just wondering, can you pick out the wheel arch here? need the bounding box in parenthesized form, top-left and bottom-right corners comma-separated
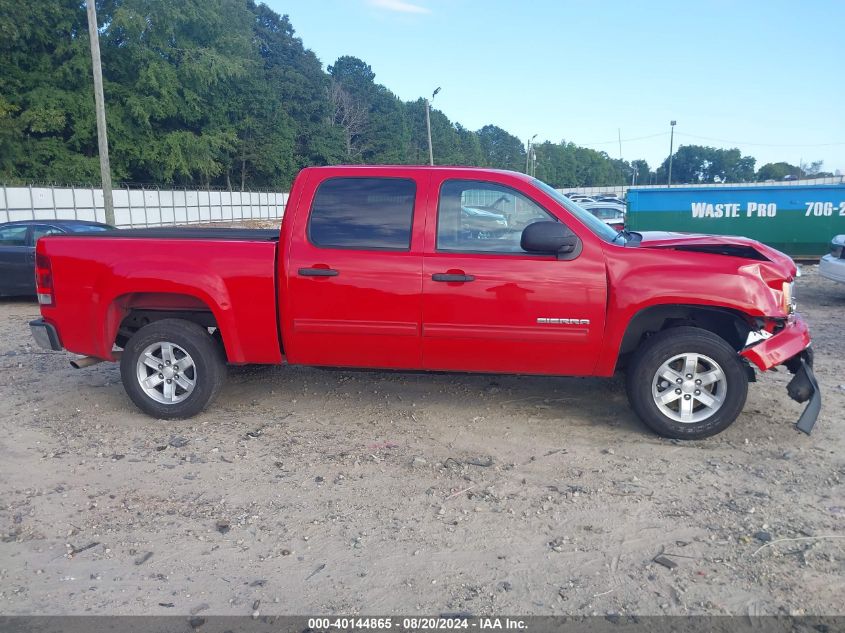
(105, 292, 231, 361)
(617, 304, 752, 369)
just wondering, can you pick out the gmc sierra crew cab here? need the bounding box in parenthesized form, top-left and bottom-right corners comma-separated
(29, 166, 821, 439)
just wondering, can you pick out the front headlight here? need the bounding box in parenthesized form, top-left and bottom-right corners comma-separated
(782, 281, 795, 314)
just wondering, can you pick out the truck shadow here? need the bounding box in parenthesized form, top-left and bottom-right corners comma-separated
(224, 363, 647, 437)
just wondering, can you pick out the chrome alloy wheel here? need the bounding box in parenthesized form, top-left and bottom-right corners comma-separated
(135, 341, 197, 404)
(651, 353, 726, 423)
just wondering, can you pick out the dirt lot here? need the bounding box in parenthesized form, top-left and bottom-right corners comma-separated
(0, 265, 843, 617)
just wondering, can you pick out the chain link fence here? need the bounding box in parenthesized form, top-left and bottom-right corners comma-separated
(0, 184, 288, 227)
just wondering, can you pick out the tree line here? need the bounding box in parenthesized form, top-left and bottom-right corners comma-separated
(0, 0, 833, 190)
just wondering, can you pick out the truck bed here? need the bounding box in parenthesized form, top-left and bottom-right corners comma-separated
(37, 230, 283, 364)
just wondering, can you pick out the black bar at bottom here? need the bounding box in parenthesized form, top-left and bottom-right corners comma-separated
(1, 615, 844, 633)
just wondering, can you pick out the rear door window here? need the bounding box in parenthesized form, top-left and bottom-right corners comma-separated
(308, 177, 416, 250)
(0, 225, 28, 246)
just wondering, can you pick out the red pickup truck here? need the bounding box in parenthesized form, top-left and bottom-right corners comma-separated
(29, 166, 820, 439)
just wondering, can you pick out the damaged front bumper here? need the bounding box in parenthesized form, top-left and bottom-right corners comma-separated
(784, 350, 821, 434)
(740, 315, 821, 434)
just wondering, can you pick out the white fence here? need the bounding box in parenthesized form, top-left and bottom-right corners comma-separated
(5, 176, 841, 225)
(0, 185, 288, 227)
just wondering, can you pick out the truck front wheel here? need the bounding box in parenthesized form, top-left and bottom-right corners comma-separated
(120, 319, 226, 419)
(626, 326, 748, 439)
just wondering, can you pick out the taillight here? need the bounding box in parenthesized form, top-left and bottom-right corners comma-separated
(35, 252, 54, 306)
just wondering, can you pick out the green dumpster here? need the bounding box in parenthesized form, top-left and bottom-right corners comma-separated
(626, 184, 845, 257)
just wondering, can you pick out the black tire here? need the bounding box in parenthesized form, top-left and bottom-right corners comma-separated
(626, 326, 748, 440)
(120, 319, 226, 419)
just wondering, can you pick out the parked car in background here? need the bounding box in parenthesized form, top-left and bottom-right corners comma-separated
(596, 195, 626, 205)
(565, 193, 597, 204)
(820, 235, 845, 284)
(581, 202, 626, 231)
(460, 205, 508, 238)
(0, 220, 114, 297)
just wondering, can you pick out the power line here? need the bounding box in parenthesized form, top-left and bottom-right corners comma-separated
(568, 131, 844, 149)
(575, 132, 668, 146)
(675, 132, 845, 148)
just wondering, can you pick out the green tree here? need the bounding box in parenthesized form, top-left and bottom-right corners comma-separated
(454, 123, 483, 166)
(404, 102, 484, 167)
(363, 86, 409, 164)
(799, 160, 833, 178)
(425, 108, 464, 166)
(478, 125, 525, 172)
(248, 3, 343, 183)
(657, 145, 756, 184)
(327, 56, 376, 96)
(0, 0, 99, 183)
(102, 0, 263, 185)
(328, 55, 409, 164)
(757, 161, 803, 181)
(533, 141, 577, 186)
(403, 98, 430, 164)
(328, 80, 367, 159)
(631, 159, 651, 185)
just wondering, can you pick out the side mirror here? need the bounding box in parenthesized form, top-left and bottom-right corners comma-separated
(520, 221, 581, 259)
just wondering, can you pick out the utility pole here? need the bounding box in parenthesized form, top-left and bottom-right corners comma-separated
(526, 134, 537, 174)
(425, 87, 440, 166)
(667, 120, 676, 188)
(86, 0, 114, 225)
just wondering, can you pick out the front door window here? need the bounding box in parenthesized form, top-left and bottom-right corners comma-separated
(436, 180, 561, 254)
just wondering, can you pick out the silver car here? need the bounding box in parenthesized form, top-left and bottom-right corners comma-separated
(579, 202, 626, 230)
(820, 235, 845, 284)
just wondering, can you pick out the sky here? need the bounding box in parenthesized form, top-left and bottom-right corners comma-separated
(265, 0, 845, 174)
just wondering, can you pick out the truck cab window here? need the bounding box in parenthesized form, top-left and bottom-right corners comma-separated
(308, 177, 415, 250)
(437, 180, 560, 253)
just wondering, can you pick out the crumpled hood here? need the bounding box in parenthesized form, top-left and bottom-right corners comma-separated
(637, 231, 797, 280)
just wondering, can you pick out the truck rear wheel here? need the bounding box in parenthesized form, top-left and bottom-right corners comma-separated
(626, 326, 748, 439)
(120, 319, 226, 419)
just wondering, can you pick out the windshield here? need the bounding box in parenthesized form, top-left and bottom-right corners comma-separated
(532, 179, 623, 243)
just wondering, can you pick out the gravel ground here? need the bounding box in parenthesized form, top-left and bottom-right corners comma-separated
(0, 265, 842, 617)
